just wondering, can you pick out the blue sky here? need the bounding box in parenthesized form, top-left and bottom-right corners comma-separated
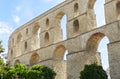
(0, 0, 109, 70)
(0, 0, 65, 52)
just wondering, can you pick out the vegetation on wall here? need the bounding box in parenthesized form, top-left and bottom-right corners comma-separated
(80, 63, 108, 79)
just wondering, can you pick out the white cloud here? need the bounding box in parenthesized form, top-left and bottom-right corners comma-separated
(0, 21, 13, 35)
(16, 6, 21, 12)
(12, 6, 21, 25)
(13, 15, 20, 24)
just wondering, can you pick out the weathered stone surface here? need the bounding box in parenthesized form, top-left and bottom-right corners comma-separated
(8, 0, 120, 79)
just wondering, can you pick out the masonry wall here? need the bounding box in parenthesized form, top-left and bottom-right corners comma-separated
(8, 0, 120, 79)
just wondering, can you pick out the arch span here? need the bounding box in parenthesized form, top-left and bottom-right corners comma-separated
(55, 12, 67, 40)
(56, 12, 66, 20)
(53, 45, 66, 60)
(86, 32, 110, 71)
(86, 32, 106, 51)
(53, 45, 67, 79)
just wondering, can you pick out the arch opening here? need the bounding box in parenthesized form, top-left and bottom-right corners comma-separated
(17, 33, 22, 42)
(74, 3, 79, 12)
(53, 45, 67, 60)
(46, 18, 49, 27)
(45, 32, 49, 42)
(86, 32, 110, 78)
(56, 12, 67, 40)
(74, 3, 79, 16)
(30, 53, 40, 66)
(14, 60, 20, 65)
(53, 45, 68, 79)
(94, 0, 105, 26)
(116, 1, 120, 20)
(33, 23, 40, 34)
(33, 23, 41, 48)
(25, 41, 27, 50)
(73, 19, 79, 34)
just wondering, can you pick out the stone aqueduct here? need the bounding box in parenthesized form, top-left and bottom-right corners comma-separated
(8, 0, 120, 79)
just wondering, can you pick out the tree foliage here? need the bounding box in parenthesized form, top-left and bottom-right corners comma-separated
(0, 41, 5, 53)
(1, 64, 56, 79)
(0, 58, 8, 79)
(80, 63, 108, 79)
(27, 65, 56, 79)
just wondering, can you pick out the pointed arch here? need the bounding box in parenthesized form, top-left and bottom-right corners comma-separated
(30, 53, 40, 65)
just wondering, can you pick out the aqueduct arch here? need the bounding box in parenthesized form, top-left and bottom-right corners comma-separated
(55, 12, 67, 41)
(31, 23, 40, 49)
(53, 45, 67, 60)
(53, 45, 67, 79)
(8, 0, 120, 79)
(86, 32, 110, 66)
(86, 32, 106, 51)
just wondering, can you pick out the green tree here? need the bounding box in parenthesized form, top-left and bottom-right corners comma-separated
(0, 58, 8, 79)
(80, 63, 108, 79)
(27, 65, 56, 79)
(0, 41, 5, 53)
(4, 66, 16, 79)
(3, 64, 27, 79)
(0, 58, 5, 66)
(14, 64, 27, 78)
(0, 63, 56, 79)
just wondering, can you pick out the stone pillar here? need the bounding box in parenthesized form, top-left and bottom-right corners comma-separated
(54, 59, 67, 79)
(108, 41, 120, 79)
(67, 50, 88, 79)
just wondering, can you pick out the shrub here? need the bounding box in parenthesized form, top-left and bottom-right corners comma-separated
(80, 63, 108, 79)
